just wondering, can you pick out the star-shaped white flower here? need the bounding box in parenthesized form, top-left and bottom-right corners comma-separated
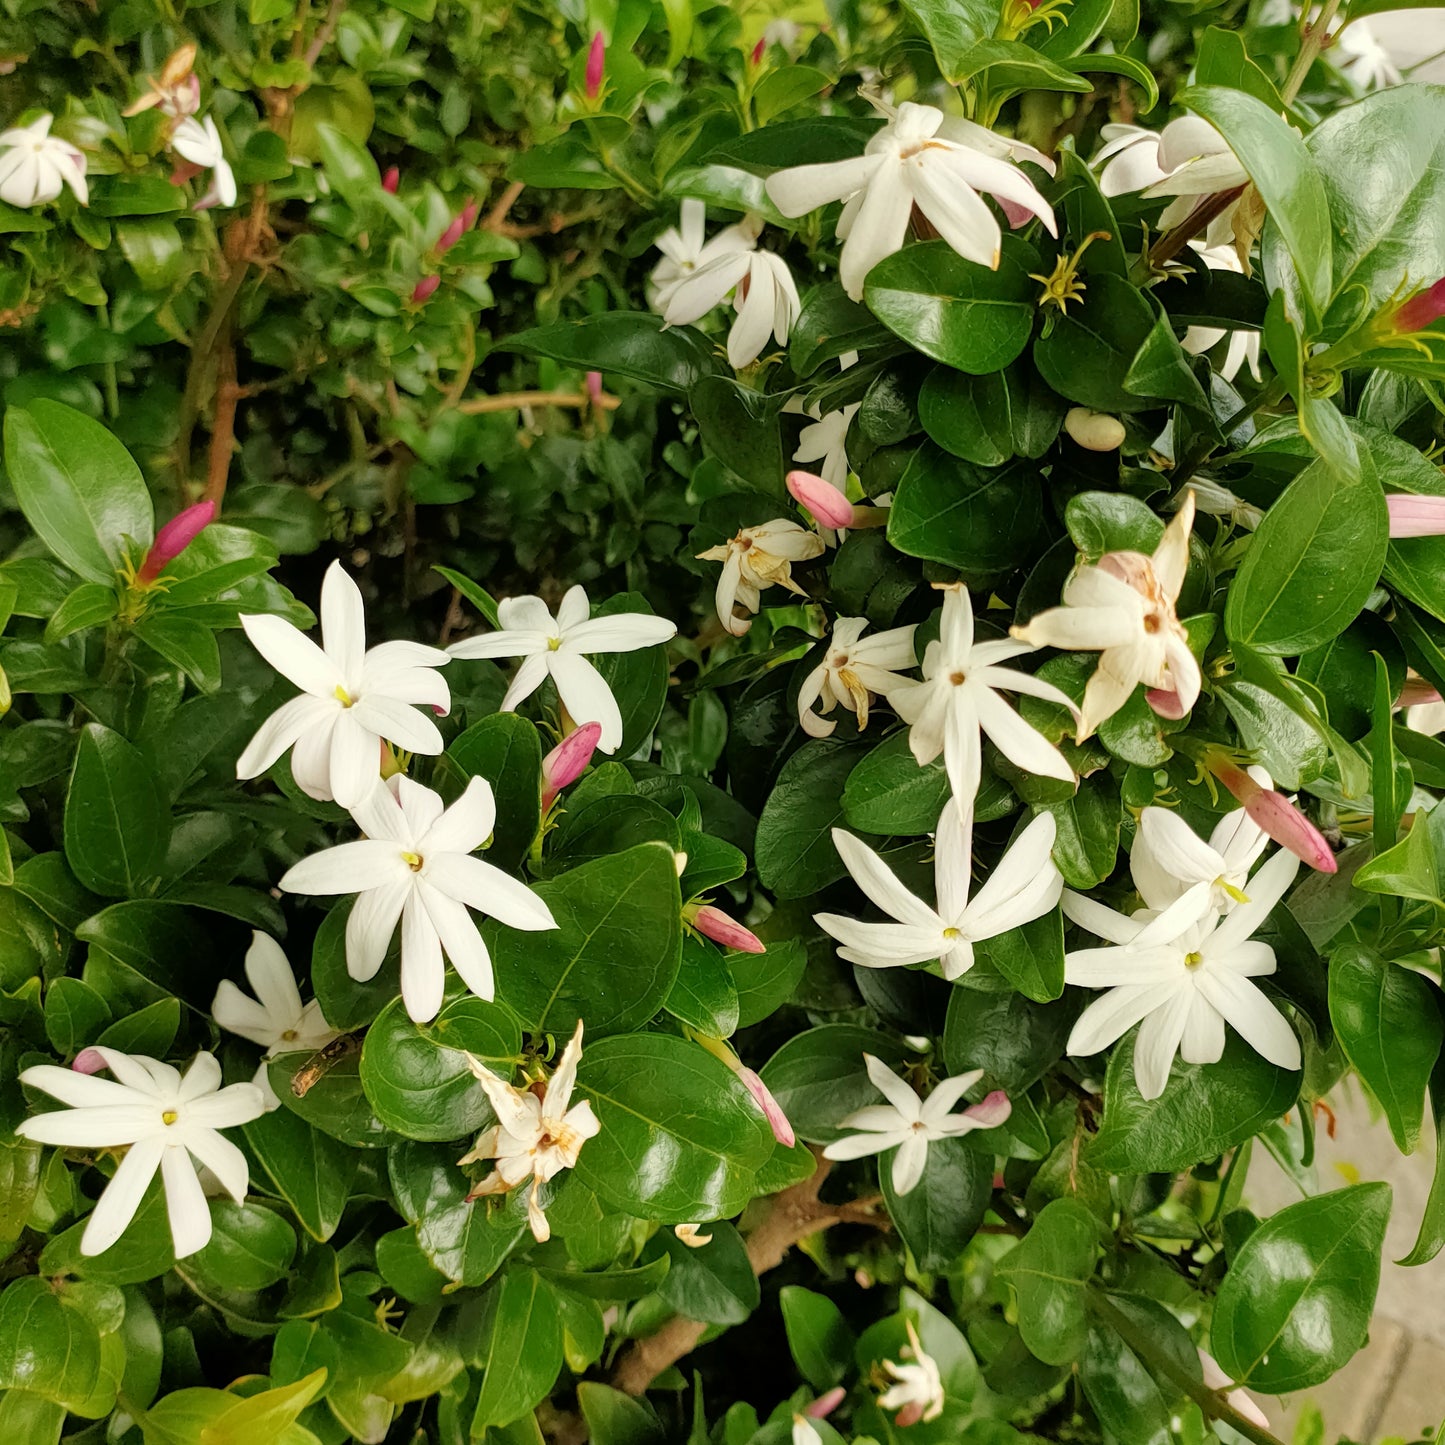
(171, 114, 236, 209)
(236, 560, 452, 808)
(278, 775, 556, 1023)
(793, 400, 859, 492)
(212, 932, 340, 1110)
(1063, 847, 1303, 1100)
(649, 198, 761, 313)
(889, 582, 1077, 804)
(1332, 17, 1402, 89)
(765, 99, 1057, 301)
(1011, 492, 1200, 741)
(459, 1020, 600, 1243)
(0, 114, 87, 208)
(697, 519, 825, 636)
(446, 584, 674, 755)
(15, 1048, 265, 1258)
(1181, 243, 1262, 383)
(1094, 123, 1168, 197)
(822, 1053, 1010, 1194)
(663, 242, 802, 368)
(879, 1321, 946, 1426)
(1130, 771, 1271, 919)
(818, 799, 1062, 980)
(798, 616, 917, 739)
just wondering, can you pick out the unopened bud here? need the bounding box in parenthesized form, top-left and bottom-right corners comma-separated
(136, 499, 216, 586)
(585, 370, 604, 406)
(806, 1388, 847, 1420)
(691, 903, 765, 954)
(1393, 277, 1445, 334)
(1212, 757, 1337, 873)
(1064, 406, 1126, 452)
(411, 275, 440, 304)
(436, 213, 466, 254)
(585, 31, 605, 101)
(381, 166, 400, 194)
(541, 722, 602, 811)
(1398, 674, 1443, 709)
(72, 1048, 106, 1075)
(787, 468, 855, 530)
(751, 37, 766, 65)
(1387, 493, 1445, 538)
(738, 1066, 795, 1147)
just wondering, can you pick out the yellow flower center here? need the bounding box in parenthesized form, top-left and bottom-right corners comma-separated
(1220, 880, 1250, 905)
(401, 850, 424, 871)
(950, 670, 966, 686)
(1184, 951, 1204, 971)
(942, 926, 961, 941)
(161, 1110, 179, 1126)
(547, 636, 562, 651)
(334, 685, 353, 706)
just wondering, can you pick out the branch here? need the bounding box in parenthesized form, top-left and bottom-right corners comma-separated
(303, 0, 347, 68)
(1146, 186, 1246, 271)
(610, 1155, 886, 1396)
(455, 388, 620, 416)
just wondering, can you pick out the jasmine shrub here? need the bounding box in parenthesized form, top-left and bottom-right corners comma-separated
(1, 2, 1445, 1444)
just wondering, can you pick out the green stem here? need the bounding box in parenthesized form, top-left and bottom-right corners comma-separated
(1280, 0, 1342, 105)
(1169, 377, 1285, 484)
(97, 303, 120, 419)
(1088, 1291, 1286, 1445)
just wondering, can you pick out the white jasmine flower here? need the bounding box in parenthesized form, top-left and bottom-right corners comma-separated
(15, 1048, 265, 1258)
(663, 243, 802, 368)
(171, 114, 236, 209)
(1332, 17, 1402, 89)
(765, 99, 1057, 301)
(1094, 123, 1167, 197)
(1182, 478, 1262, 531)
(1181, 243, 1262, 383)
(1011, 491, 1199, 740)
(446, 584, 674, 755)
(1063, 847, 1303, 1100)
(123, 43, 201, 119)
(818, 799, 1062, 980)
(278, 775, 556, 1024)
(459, 1020, 599, 1243)
(697, 519, 825, 636)
(1407, 699, 1445, 736)
(798, 616, 917, 738)
(211, 932, 340, 1110)
(236, 560, 452, 809)
(0, 114, 87, 208)
(792, 1417, 822, 1445)
(879, 1321, 945, 1426)
(822, 1053, 1010, 1194)
(793, 401, 859, 492)
(649, 199, 761, 313)
(1130, 772, 1271, 917)
(1143, 117, 1250, 248)
(888, 582, 1077, 804)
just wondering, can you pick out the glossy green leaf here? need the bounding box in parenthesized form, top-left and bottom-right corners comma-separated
(760, 1025, 910, 1143)
(504, 314, 723, 396)
(471, 1270, 565, 1430)
(64, 724, 170, 897)
(780, 1286, 855, 1391)
(882, 1135, 992, 1272)
(657, 1220, 760, 1325)
(755, 741, 868, 898)
(245, 1106, 359, 1242)
(996, 1199, 1099, 1366)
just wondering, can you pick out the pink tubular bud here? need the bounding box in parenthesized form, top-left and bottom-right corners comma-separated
(1393, 277, 1445, 334)
(962, 1089, 1011, 1130)
(787, 469, 855, 530)
(1214, 760, 1337, 873)
(751, 37, 767, 65)
(1398, 676, 1443, 709)
(585, 370, 604, 405)
(460, 199, 479, 231)
(585, 31, 605, 100)
(1387, 493, 1445, 538)
(806, 1389, 847, 1420)
(692, 904, 766, 954)
(541, 721, 602, 810)
(1146, 687, 1189, 720)
(72, 1048, 106, 1075)
(436, 214, 466, 254)
(381, 166, 400, 194)
(136, 499, 216, 585)
(411, 275, 440, 304)
(738, 1066, 796, 1147)
(895, 1402, 925, 1428)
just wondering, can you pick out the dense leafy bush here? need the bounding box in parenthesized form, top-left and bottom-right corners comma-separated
(3, 1, 1445, 1443)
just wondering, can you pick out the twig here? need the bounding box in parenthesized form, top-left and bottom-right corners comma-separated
(303, 0, 347, 67)
(1146, 187, 1245, 271)
(1281, 0, 1343, 105)
(455, 388, 620, 416)
(610, 1156, 886, 1396)
(1088, 1291, 1285, 1445)
(481, 181, 525, 234)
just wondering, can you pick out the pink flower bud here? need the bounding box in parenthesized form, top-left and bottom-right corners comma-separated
(787, 469, 855, 530)
(136, 499, 216, 585)
(1214, 760, 1337, 873)
(1398, 675, 1443, 709)
(585, 370, 604, 405)
(962, 1089, 1011, 1130)
(541, 721, 602, 810)
(72, 1048, 106, 1075)
(1387, 493, 1445, 538)
(1146, 687, 1189, 720)
(751, 37, 766, 65)
(381, 166, 400, 194)
(460, 199, 479, 231)
(806, 1389, 846, 1420)
(411, 275, 440, 304)
(1393, 277, 1445, 333)
(895, 1402, 925, 1428)
(585, 31, 605, 100)
(738, 1066, 796, 1147)
(692, 904, 766, 954)
(436, 214, 466, 254)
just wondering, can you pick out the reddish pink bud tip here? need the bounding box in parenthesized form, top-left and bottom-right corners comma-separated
(751, 37, 766, 65)
(411, 275, 440, 304)
(72, 1048, 106, 1075)
(738, 1066, 795, 1147)
(460, 199, 479, 230)
(693, 904, 766, 954)
(136, 499, 216, 584)
(381, 166, 400, 194)
(963, 1089, 1012, 1130)
(585, 370, 604, 404)
(894, 1402, 925, 1428)
(1387, 493, 1445, 539)
(585, 31, 605, 100)
(806, 1389, 846, 1420)
(436, 214, 466, 253)
(541, 721, 603, 810)
(1217, 767, 1338, 874)
(1398, 677, 1443, 709)
(1146, 687, 1189, 720)
(787, 469, 855, 530)
(1394, 277, 1445, 334)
